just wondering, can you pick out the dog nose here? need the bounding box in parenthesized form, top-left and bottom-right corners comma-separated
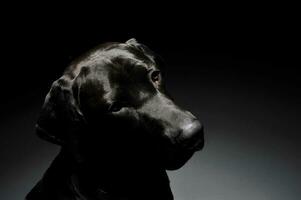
(177, 120, 204, 151)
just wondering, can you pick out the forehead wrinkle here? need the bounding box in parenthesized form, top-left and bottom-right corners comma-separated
(85, 47, 155, 68)
(68, 44, 158, 79)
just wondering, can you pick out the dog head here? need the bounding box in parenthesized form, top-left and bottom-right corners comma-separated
(36, 39, 204, 170)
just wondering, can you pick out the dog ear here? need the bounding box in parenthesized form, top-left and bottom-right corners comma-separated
(126, 38, 165, 71)
(126, 38, 138, 45)
(36, 76, 84, 145)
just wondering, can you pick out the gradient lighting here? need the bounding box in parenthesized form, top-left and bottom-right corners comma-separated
(0, 58, 299, 200)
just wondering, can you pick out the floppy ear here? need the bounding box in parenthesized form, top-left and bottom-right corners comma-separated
(126, 38, 166, 72)
(36, 75, 84, 145)
(126, 38, 139, 45)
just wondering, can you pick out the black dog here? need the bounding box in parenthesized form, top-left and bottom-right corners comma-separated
(26, 39, 204, 200)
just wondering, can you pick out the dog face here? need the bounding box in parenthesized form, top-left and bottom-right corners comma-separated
(36, 39, 204, 170)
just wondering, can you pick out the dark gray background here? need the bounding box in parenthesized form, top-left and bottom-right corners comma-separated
(1, 6, 300, 200)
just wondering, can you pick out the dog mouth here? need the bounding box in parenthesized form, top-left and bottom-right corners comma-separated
(160, 139, 204, 170)
(173, 133, 205, 152)
(162, 148, 195, 170)
(190, 138, 205, 151)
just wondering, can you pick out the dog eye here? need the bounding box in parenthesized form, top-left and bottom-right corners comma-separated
(151, 70, 161, 86)
(108, 102, 123, 112)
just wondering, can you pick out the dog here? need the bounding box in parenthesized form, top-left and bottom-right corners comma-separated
(26, 39, 204, 200)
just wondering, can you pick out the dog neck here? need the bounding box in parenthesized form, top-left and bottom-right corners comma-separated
(69, 148, 174, 200)
(27, 149, 174, 200)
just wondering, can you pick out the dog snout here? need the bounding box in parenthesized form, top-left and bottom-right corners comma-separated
(176, 120, 204, 151)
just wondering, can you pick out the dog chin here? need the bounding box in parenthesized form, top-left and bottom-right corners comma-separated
(163, 149, 195, 170)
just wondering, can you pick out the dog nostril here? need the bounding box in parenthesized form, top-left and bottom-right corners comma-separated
(177, 120, 204, 150)
(182, 121, 203, 139)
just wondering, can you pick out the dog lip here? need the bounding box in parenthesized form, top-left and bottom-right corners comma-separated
(174, 137, 204, 152)
(189, 139, 204, 151)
